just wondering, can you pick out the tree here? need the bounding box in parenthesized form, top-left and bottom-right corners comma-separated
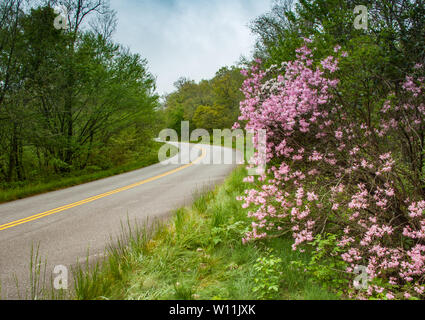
(162, 66, 244, 133)
(192, 104, 229, 132)
(0, 1, 159, 184)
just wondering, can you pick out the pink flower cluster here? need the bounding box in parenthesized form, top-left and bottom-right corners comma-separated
(236, 41, 425, 299)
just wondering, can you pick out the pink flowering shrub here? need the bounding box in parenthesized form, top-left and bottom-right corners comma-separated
(236, 40, 425, 299)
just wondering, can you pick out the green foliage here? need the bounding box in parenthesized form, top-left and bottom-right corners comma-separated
(210, 220, 248, 246)
(163, 66, 244, 132)
(252, 250, 283, 300)
(173, 281, 195, 300)
(252, 0, 425, 84)
(193, 104, 230, 131)
(0, 2, 160, 193)
(291, 233, 348, 296)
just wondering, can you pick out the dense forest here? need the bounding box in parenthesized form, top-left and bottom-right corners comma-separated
(0, 0, 160, 197)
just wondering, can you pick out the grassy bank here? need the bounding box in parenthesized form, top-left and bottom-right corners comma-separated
(0, 142, 178, 204)
(69, 166, 341, 300)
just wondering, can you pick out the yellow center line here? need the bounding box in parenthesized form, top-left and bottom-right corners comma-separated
(0, 146, 207, 232)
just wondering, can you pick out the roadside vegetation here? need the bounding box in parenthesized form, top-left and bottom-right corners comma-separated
(68, 166, 340, 300)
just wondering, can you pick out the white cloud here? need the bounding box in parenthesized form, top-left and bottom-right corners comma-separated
(110, 0, 272, 95)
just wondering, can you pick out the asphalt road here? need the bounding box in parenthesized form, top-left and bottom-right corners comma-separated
(0, 142, 241, 299)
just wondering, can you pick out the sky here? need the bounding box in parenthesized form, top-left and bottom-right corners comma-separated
(110, 0, 273, 96)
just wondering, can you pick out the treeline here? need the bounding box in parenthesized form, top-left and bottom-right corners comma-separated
(160, 66, 245, 135)
(0, 0, 159, 187)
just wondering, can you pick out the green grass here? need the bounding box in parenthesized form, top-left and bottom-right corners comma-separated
(66, 166, 341, 300)
(0, 142, 178, 204)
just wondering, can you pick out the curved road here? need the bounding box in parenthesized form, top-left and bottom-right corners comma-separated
(0, 142, 241, 299)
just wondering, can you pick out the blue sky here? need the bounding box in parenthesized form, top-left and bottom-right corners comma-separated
(110, 0, 272, 95)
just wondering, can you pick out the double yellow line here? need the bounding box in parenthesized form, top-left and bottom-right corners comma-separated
(0, 146, 206, 232)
